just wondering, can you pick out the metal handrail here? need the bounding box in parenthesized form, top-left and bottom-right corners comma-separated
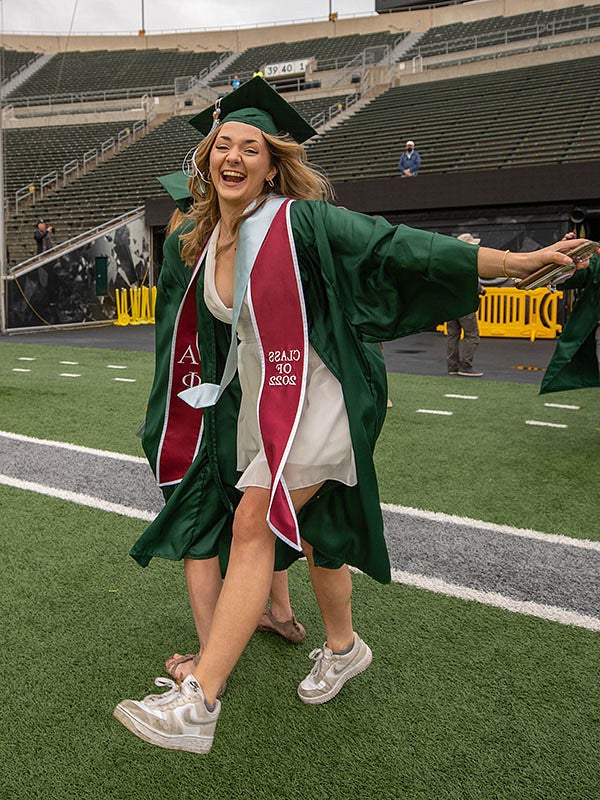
(11, 120, 148, 215)
(9, 206, 145, 277)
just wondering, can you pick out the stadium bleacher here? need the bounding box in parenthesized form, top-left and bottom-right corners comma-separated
(0, 47, 40, 82)
(306, 55, 600, 180)
(2, 0, 600, 272)
(403, 3, 600, 60)
(6, 48, 231, 101)
(211, 30, 403, 87)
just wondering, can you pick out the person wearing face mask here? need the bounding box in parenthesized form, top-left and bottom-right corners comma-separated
(397, 139, 421, 177)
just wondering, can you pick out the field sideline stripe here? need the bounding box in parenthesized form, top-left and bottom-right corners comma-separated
(391, 568, 600, 632)
(381, 502, 600, 552)
(2, 472, 597, 631)
(0, 474, 154, 521)
(0, 430, 146, 463)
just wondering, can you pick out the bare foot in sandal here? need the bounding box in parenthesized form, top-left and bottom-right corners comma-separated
(165, 652, 199, 682)
(165, 652, 227, 697)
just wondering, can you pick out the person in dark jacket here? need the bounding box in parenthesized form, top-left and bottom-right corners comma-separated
(33, 219, 54, 254)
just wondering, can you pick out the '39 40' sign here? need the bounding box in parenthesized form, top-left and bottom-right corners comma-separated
(264, 59, 310, 78)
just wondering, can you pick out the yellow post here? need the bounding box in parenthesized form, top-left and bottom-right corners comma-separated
(113, 288, 130, 326)
(129, 286, 142, 325)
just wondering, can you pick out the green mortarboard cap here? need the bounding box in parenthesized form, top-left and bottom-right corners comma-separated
(188, 76, 317, 144)
(157, 171, 191, 212)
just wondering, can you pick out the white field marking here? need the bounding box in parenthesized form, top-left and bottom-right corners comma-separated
(381, 502, 600, 552)
(526, 420, 567, 429)
(59, 373, 81, 378)
(444, 393, 478, 400)
(60, 360, 79, 365)
(544, 402, 580, 410)
(0, 474, 154, 521)
(416, 409, 453, 416)
(113, 377, 136, 383)
(107, 364, 127, 369)
(390, 569, 600, 632)
(0, 430, 146, 464)
(12, 368, 31, 373)
(17, 357, 36, 361)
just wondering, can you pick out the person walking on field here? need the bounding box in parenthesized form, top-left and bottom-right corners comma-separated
(447, 232, 486, 377)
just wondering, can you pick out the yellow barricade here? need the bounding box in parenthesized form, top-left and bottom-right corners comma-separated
(114, 288, 131, 326)
(140, 286, 156, 324)
(128, 286, 142, 325)
(113, 285, 157, 327)
(437, 287, 563, 341)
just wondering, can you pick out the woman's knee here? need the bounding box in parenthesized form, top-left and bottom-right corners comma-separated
(232, 491, 272, 548)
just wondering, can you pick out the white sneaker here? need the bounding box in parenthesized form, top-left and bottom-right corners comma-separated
(141, 676, 181, 708)
(113, 674, 221, 754)
(297, 633, 372, 705)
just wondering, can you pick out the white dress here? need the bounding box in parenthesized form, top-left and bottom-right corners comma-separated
(203, 225, 357, 492)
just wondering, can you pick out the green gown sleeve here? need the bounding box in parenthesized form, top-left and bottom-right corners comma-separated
(540, 256, 600, 394)
(290, 200, 480, 342)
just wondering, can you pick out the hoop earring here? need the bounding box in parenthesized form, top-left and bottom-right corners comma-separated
(267, 176, 275, 188)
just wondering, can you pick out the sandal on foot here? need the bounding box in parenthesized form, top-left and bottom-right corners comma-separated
(165, 652, 199, 682)
(256, 609, 306, 643)
(165, 652, 227, 698)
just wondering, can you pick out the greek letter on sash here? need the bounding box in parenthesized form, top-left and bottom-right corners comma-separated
(156, 242, 209, 487)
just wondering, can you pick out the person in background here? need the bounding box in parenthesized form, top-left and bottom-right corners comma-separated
(231, 74, 241, 90)
(34, 219, 54, 254)
(397, 140, 421, 177)
(446, 232, 485, 377)
(540, 231, 600, 395)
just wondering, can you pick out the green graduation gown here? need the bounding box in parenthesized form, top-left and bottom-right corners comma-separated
(540, 255, 600, 395)
(132, 200, 479, 583)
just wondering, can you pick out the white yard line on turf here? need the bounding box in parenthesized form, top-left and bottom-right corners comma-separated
(381, 502, 600, 552)
(526, 420, 568, 428)
(391, 568, 600, 632)
(416, 409, 453, 416)
(544, 403, 580, 410)
(444, 394, 478, 400)
(0, 474, 154, 521)
(0, 430, 146, 463)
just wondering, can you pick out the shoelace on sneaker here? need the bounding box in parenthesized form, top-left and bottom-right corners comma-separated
(307, 646, 333, 679)
(143, 676, 181, 706)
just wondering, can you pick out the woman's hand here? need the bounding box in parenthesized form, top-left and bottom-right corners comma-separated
(477, 239, 599, 281)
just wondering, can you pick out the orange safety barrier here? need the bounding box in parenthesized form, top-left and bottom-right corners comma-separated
(437, 286, 563, 341)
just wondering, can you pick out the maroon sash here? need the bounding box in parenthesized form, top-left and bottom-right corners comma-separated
(157, 199, 308, 552)
(156, 243, 208, 487)
(248, 200, 307, 551)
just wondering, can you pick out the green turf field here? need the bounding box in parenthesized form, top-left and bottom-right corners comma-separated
(1, 341, 598, 799)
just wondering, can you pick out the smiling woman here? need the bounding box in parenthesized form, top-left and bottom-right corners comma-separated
(112, 76, 596, 756)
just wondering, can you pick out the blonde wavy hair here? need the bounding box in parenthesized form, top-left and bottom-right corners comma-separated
(178, 126, 334, 266)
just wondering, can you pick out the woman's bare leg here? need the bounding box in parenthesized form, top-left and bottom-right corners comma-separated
(184, 556, 222, 649)
(267, 570, 294, 621)
(193, 483, 321, 704)
(302, 540, 354, 652)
